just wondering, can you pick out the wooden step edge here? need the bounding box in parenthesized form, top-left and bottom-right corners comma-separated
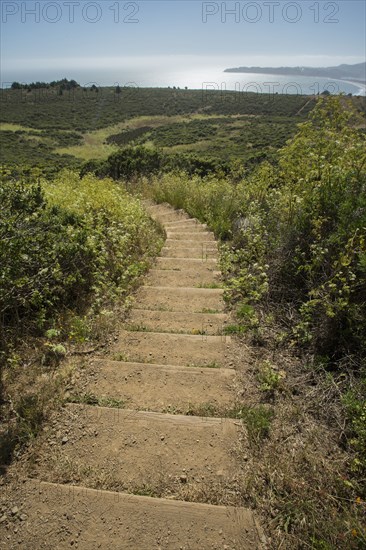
(149, 268, 222, 275)
(157, 259, 219, 264)
(128, 308, 228, 318)
(166, 233, 214, 238)
(140, 286, 224, 292)
(28, 479, 245, 512)
(164, 220, 205, 227)
(165, 239, 217, 244)
(161, 249, 218, 255)
(119, 331, 231, 343)
(91, 359, 235, 374)
(65, 404, 240, 427)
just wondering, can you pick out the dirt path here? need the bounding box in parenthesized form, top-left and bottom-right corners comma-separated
(0, 203, 263, 549)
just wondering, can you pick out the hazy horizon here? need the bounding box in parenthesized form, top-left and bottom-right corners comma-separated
(2, 55, 365, 94)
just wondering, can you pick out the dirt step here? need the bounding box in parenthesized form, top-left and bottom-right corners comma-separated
(164, 227, 209, 235)
(13, 480, 262, 549)
(33, 405, 243, 496)
(166, 231, 215, 242)
(155, 257, 218, 272)
(146, 203, 184, 213)
(165, 238, 217, 247)
(152, 212, 190, 223)
(133, 286, 225, 313)
(164, 219, 208, 229)
(127, 309, 227, 334)
(84, 360, 236, 412)
(145, 268, 222, 288)
(146, 203, 180, 212)
(161, 247, 218, 259)
(112, 331, 230, 366)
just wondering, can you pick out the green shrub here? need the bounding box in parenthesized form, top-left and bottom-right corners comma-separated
(238, 405, 274, 443)
(0, 168, 163, 372)
(94, 146, 163, 180)
(0, 172, 94, 333)
(43, 170, 164, 300)
(269, 98, 366, 357)
(150, 171, 239, 239)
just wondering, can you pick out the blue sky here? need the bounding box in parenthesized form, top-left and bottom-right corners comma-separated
(1, 1, 365, 84)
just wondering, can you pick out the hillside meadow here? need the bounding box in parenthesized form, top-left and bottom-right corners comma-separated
(1, 86, 319, 171)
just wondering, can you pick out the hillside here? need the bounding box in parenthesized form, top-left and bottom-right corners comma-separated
(0, 87, 318, 172)
(0, 93, 365, 550)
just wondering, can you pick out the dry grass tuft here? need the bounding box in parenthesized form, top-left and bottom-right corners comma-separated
(230, 335, 366, 549)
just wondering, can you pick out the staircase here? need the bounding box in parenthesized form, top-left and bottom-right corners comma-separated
(4, 203, 263, 549)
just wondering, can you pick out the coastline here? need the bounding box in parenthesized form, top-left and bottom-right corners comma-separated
(339, 79, 366, 96)
(222, 71, 366, 96)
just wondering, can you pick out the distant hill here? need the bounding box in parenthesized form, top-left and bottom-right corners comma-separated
(224, 62, 366, 82)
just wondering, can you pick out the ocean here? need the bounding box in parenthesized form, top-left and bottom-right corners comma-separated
(2, 65, 365, 96)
